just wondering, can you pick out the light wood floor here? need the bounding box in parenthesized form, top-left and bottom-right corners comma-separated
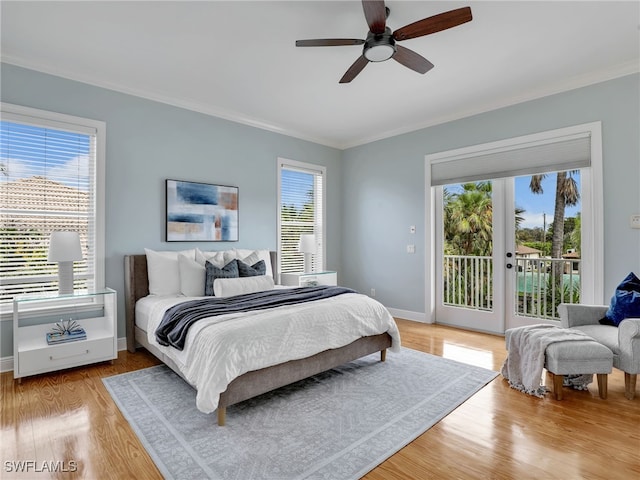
(2, 319, 639, 479)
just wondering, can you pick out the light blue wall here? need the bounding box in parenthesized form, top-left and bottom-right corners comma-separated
(1, 63, 638, 358)
(341, 73, 640, 315)
(0, 63, 343, 356)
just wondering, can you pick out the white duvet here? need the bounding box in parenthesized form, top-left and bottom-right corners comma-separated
(140, 291, 401, 413)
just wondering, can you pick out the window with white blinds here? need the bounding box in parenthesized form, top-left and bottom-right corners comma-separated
(0, 104, 105, 309)
(277, 158, 325, 276)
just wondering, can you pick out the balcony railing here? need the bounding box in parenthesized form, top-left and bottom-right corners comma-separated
(443, 255, 581, 320)
(443, 255, 493, 311)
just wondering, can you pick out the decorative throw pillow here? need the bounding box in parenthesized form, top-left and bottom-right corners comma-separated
(600, 272, 640, 327)
(237, 259, 266, 277)
(234, 249, 273, 277)
(178, 254, 206, 297)
(213, 275, 275, 298)
(205, 259, 239, 296)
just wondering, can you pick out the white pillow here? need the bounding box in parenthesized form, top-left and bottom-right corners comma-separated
(213, 275, 275, 298)
(233, 249, 273, 277)
(195, 248, 229, 268)
(178, 254, 205, 297)
(145, 248, 195, 296)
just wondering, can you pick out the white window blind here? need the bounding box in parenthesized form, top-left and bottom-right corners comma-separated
(0, 105, 103, 308)
(430, 132, 592, 186)
(278, 158, 325, 276)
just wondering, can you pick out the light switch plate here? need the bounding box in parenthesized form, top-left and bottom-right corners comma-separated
(631, 214, 640, 229)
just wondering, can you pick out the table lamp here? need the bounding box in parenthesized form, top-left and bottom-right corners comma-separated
(298, 234, 317, 273)
(48, 231, 83, 294)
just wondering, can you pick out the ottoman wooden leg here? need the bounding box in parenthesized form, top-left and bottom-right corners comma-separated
(596, 374, 608, 399)
(553, 374, 564, 400)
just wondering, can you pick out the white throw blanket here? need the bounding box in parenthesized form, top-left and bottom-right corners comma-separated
(501, 324, 592, 397)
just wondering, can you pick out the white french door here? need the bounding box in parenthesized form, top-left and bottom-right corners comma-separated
(427, 123, 603, 334)
(434, 179, 506, 334)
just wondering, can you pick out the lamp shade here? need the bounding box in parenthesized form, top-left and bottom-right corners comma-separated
(298, 234, 317, 254)
(48, 231, 83, 262)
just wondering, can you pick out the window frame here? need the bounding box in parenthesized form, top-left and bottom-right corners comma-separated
(0, 102, 106, 316)
(277, 157, 326, 282)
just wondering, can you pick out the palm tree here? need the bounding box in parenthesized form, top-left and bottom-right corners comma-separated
(529, 171, 580, 289)
(444, 182, 493, 256)
(529, 171, 579, 260)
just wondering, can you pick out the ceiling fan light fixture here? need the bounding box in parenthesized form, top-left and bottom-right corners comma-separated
(364, 44, 395, 62)
(363, 28, 396, 62)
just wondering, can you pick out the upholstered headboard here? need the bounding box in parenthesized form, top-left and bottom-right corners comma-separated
(124, 251, 277, 352)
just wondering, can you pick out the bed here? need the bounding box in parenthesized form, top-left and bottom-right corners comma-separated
(124, 251, 400, 425)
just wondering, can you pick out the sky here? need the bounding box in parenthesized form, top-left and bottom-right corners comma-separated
(0, 121, 91, 190)
(514, 172, 581, 230)
(281, 169, 314, 210)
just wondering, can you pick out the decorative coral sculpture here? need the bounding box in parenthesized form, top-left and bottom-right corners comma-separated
(51, 319, 83, 335)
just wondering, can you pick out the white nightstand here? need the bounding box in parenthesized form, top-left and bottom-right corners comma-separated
(13, 288, 117, 382)
(280, 271, 338, 287)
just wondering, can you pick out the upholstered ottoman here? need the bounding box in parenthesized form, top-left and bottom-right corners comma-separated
(545, 340, 613, 400)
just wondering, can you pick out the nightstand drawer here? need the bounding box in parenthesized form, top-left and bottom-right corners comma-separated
(300, 275, 328, 286)
(281, 271, 337, 287)
(17, 337, 115, 376)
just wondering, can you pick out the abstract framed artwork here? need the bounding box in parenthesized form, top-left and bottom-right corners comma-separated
(166, 179, 239, 242)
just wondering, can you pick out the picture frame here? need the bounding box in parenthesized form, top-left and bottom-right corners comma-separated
(166, 179, 239, 242)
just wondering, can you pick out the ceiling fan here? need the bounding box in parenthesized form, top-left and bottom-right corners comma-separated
(295, 1, 472, 83)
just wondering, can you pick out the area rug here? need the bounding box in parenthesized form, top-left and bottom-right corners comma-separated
(103, 347, 498, 480)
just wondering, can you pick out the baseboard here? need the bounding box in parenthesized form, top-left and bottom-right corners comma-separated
(387, 308, 430, 323)
(0, 355, 13, 373)
(1, 337, 129, 373)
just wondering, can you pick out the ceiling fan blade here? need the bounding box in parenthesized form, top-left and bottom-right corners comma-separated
(392, 45, 434, 74)
(362, 0, 387, 34)
(393, 6, 472, 41)
(296, 39, 365, 47)
(339, 55, 369, 83)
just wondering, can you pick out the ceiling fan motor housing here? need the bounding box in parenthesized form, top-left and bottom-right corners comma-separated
(364, 27, 396, 62)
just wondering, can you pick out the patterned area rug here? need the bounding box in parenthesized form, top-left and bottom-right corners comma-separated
(103, 347, 497, 480)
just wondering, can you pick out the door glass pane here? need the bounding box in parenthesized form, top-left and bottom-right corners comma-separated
(514, 171, 581, 320)
(442, 181, 493, 311)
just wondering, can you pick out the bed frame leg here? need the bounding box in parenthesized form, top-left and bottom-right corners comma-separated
(380, 349, 386, 362)
(217, 407, 226, 426)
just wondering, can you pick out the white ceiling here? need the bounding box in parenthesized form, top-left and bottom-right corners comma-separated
(2, 1, 638, 149)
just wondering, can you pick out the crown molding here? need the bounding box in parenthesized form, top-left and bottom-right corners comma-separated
(341, 60, 640, 149)
(1, 55, 342, 149)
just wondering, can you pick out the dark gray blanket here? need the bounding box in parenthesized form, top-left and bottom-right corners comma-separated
(155, 285, 356, 350)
